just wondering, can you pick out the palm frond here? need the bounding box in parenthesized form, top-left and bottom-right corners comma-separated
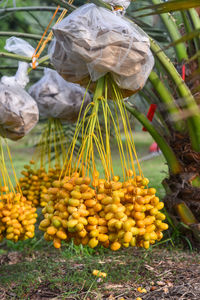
(162, 29, 200, 51)
(134, 0, 200, 17)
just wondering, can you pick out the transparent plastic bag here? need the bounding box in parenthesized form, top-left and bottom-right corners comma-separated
(0, 38, 39, 140)
(49, 3, 154, 96)
(0, 82, 39, 140)
(3, 37, 35, 88)
(5, 37, 34, 57)
(29, 69, 91, 123)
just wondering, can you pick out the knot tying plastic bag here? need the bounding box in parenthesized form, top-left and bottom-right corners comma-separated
(49, 3, 154, 97)
(29, 69, 91, 123)
(103, 0, 131, 11)
(0, 37, 39, 140)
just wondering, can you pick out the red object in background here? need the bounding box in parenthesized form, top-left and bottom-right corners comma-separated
(149, 142, 160, 153)
(143, 104, 157, 131)
(182, 64, 186, 81)
(144, 66, 185, 150)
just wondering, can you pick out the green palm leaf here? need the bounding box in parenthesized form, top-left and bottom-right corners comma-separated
(162, 29, 200, 51)
(134, 0, 200, 17)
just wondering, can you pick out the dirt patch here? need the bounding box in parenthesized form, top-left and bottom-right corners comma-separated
(0, 248, 200, 299)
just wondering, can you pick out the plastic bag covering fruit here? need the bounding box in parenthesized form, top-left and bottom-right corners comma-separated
(49, 4, 154, 96)
(0, 81, 39, 140)
(29, 69, 91, 122)
(0, 37, 39, 140)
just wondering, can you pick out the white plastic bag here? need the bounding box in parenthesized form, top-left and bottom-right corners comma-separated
(29, 69, 91, 123)
(49, 3, 154, 96)
(3, 37, 35, 88)
(0, 37, 39, 140)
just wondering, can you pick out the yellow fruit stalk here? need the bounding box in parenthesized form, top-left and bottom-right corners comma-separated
(38, 76, 168, 250)
(19, 119, 69, 208)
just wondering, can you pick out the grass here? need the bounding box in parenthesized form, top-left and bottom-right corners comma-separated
(1, 244, 148, 298)
(0, 247, 141, 298)
(1, 243, 200, 299)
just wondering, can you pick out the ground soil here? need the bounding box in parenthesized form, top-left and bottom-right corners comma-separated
(0, 247, 200, 300)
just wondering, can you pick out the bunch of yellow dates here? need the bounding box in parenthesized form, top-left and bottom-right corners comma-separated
(39, 172, 168, 250)
(0, 187, 37, 243)
(19, 161, 63, 207)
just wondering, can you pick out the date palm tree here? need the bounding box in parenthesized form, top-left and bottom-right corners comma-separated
(0, 0, 200, 244)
